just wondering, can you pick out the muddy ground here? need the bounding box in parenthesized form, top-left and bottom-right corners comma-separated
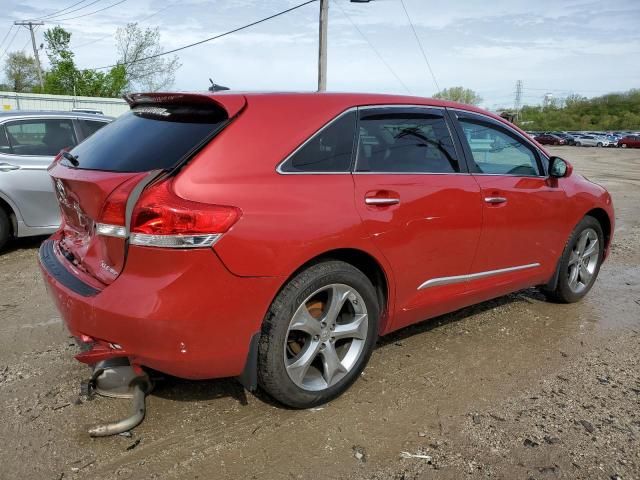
(0, 146, 638, 480)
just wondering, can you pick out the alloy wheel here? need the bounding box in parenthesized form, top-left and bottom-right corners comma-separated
(567, 227, 599, 294)
(284, 283, 368, 391)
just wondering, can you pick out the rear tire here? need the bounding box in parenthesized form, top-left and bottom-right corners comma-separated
(258, 260, 379, 408)
(0, 208, 11, 251)
(575, 142, 581, 146)
(542, 216, 604, 303)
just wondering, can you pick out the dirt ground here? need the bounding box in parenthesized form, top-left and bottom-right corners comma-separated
(0, 146, 638, 480)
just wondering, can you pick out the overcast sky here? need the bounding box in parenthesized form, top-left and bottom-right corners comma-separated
(2, 0, 639, 109)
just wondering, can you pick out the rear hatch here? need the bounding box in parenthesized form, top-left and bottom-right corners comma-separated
(48, 92, 246, 286)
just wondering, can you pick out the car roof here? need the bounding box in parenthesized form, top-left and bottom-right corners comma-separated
(0, 110, 113, 121)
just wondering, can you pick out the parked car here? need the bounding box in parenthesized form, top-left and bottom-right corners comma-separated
(574, 135, 609, 147)
(0, 111, 112, 249)
(548, 132, 577, 145)
(534, 133, 566, 145)
(619, 135, 640, 148)
(39, 92, 614, 408)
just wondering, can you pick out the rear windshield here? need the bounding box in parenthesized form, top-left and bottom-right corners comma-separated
(66, 104, 227, 172)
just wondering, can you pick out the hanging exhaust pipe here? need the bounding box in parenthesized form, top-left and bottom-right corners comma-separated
(82, 358, 153, 437)
(88, 382, 146, 437)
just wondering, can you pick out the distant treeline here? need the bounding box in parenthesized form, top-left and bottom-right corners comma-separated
(517, 89, 640, 131)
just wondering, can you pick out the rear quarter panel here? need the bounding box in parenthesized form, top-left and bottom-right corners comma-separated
(172, 94, 394, 280)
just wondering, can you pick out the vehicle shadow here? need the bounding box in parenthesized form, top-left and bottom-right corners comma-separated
(1, 235, 49, 255)
(151, 287, 547, 408)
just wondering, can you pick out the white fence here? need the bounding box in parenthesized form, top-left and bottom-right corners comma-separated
(0, 91, 129, 117)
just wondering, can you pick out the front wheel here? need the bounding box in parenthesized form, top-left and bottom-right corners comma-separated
(258, 261, 379, 408)
(543, 216, 604, 303)
(575, 142, 581, 146)
(621, 143, 627, 148)
(597, 142, 603, 147)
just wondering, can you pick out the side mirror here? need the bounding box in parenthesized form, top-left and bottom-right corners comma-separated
(549, 156, 572, 178)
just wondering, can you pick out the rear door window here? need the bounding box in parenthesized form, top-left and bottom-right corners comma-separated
(6, 119, 77, 156)
(356, 108, 460, 173)
(67, 104, 228, 172)
(79, 119, 109, 140)
(279, 110, 356, 173)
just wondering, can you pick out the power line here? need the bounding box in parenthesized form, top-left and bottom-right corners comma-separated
(0, 26, 21, 61)
(34, 0, 94, 20)
(86, 0, 318, 71)
(53, 0, 130, 22)
(398, 0, 440, 92)
(38, 0, 103, 21)
(333, 0, 411, 95)
(74, 2, 176, 48)
(0, 25, 15, 52)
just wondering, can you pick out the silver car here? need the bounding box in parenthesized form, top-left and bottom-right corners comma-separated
(574, 135, 609, 147)
(0, 111, 112, 249)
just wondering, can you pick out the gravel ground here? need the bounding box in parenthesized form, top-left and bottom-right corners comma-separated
(0, 146, 638, 480)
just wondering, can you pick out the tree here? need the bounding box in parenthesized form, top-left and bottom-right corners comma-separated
(433, 86, 482, 105)
(116, 23, 180, 92)
(42, 26, 127, 97)
(3, 51, 39, 92)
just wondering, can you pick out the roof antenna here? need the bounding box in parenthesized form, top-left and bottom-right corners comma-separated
(209, 78, 230, 92)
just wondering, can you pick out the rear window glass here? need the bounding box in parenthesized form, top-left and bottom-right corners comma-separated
(280, 110, 356, 173)
(67, 104, 227, 172)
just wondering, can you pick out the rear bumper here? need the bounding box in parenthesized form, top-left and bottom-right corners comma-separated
(39, 238, 283, 380)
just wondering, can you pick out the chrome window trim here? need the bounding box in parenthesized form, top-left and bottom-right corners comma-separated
(275, 104, 449, 176)
(450, 108, 550, 178)
(276, 107, 358, 175)
(417, 263, 541, 290)
(354, 104, 463, 175)
(1, 116, 79, 159)
(352, 171, 469, 176)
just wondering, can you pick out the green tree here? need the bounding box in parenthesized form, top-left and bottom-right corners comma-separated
(42, 26, 126, 97)
(116, 23, 180, 92)
(433, 86, 482, 105)
(518, 88, 640, 130)
(3, 51, 39, 92)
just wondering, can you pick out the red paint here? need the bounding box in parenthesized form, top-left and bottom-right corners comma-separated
(39, 92, 615, 381)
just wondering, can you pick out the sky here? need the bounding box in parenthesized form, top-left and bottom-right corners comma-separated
(1, 0, 639, 110)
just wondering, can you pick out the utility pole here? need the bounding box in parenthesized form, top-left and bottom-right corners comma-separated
(317, 0, 329, 91)
(14, 21, 45, 91)
(514, 79, 523, 122)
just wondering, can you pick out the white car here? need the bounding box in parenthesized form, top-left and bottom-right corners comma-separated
(574, 135, 609, 147)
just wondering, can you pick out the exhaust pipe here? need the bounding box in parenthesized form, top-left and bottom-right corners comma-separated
(88, 383, 146, 437)
(83, 359, 152, 437)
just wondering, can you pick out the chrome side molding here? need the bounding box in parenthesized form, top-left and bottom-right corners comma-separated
(418, 263, 541, 290)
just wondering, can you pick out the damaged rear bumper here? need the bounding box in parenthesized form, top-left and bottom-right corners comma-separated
(39, 238, 282, 381)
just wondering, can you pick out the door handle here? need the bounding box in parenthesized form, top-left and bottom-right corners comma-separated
(365, 197, 400, 206)
(484, 196, 507, 204)
(0, 163, 20, 172)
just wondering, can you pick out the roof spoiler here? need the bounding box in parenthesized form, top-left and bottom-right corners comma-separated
(123, 92, 246, 119)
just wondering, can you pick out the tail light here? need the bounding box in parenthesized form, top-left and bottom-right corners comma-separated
(96, 174, 148, 238)
(129, 179, 241, 248)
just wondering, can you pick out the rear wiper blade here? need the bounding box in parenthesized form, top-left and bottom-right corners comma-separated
(62, 151, 80, 167)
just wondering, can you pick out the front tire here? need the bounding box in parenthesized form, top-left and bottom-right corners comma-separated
(597, 142, 603, 147)
(0, 208, 11, 251)
(543, 216, 604, 303)
(621, 143, 627, 148)
(258, 260, 379, 408)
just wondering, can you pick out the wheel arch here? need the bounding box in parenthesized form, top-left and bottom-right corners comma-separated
(238, 246, 392, 392)
(282, 248, 391, 333)
(0, 194, 17, 238)
(585, 207, 612, 251)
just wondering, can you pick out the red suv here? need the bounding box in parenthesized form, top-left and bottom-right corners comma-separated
(39, 92, 614, 407)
